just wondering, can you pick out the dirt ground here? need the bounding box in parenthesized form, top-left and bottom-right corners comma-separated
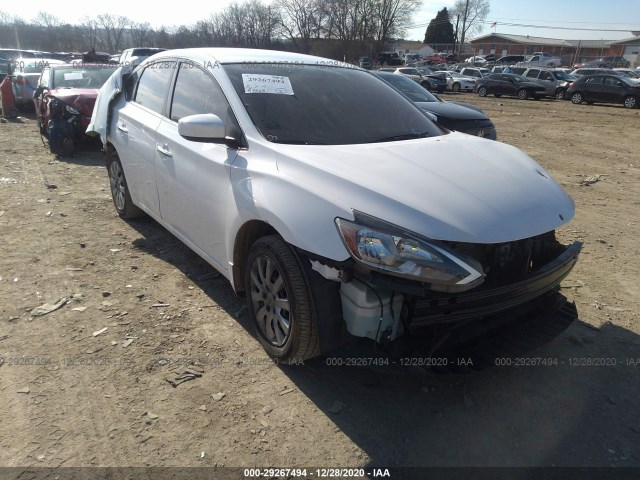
(0, 93, 639, 476)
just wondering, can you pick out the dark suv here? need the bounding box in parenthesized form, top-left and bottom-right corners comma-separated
(496, 55, 525, 65)
(377, 51, 403, 66)
(574, 56, 630, 69)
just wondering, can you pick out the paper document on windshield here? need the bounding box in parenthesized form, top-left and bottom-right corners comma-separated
(64, 72, 84, 80)
(242, 74, 294, 95)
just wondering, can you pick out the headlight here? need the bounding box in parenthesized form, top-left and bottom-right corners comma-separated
(65, 105, 80, 115)
(335, 213, 485, 293)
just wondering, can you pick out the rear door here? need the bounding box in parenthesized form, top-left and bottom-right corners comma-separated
(582, 76, 605, 102)
(601, 76, 628, 103)
(111, 60, 176, 215)
(154, 61, 243, 269)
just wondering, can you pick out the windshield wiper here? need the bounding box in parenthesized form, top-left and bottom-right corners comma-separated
(369, 132, 429, 143)
(271, 139, 328, 145)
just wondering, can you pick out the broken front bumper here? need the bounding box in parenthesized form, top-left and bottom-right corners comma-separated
(407, 241, 582, 326)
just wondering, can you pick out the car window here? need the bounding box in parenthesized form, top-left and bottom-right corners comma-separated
(603, 77, 622, 87)
(585, 76, 603, 84)
(526, 69, 540, 78)
(134, 61, 176, 115)
(539, 71, 553, 81)
(375, 72, 438, 103)
(224, 64, 442, 145)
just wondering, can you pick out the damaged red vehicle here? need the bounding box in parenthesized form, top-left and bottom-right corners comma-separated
(33, 63, 117, 150)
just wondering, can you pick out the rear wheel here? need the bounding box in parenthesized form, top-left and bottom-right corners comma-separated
(517, 88, 529, 100)
(478, 86, 488, 97)
(623, 95, 637, 109)
(452, 82, 461, 92)
(106, 150, 144, 219)
(245, 235, 320, 361)
(571, 92, 583, 104)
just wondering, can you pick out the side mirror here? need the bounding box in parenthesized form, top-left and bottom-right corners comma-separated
(178, 113, 242, 148)
(179, 113, 229, 144)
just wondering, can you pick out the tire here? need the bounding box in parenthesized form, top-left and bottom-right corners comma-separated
(517, 88, 529, 100)
(452, 82, 461, 92)
(555, 89, 565, 100)
(245, 235, 320, 361)
(494, 94, 501, 98)
(478, 86, 488, 97)
(571, 92, 583, 104)
(106, 149, 144, 219)
(623, 96, 637, 109)
(420, 81, 431, 90)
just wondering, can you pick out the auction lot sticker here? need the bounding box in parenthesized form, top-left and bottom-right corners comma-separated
(242, 74, 294, 94)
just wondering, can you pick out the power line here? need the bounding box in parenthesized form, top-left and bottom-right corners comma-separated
(407, 18, 639, 33)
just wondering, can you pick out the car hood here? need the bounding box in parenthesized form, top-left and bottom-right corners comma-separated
(415, 101, 488, 121)
(274, 132, 574, 244)
(50, 88, 99, 115)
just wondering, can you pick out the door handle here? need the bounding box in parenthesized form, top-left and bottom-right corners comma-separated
(117, 123, 128, 133)
(157, 144, 172, 157)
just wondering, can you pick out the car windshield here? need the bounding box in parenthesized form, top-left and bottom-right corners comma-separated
(374, 72, 438, 103)
(510, 74, 530, 83)
(449, 72, 465, 78)
(224, 64, 441, 145)
(552, 71, 575, 81)
(52, 65, 118, 89)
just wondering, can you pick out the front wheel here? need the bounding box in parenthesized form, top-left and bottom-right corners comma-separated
(555, 89, 566, 100)
(623, 95, 637, 109)
(571, 92, 583, 104)
(245, 235, 320, 361)
(420, 81, 431, 90)
(478, 86, 488, 97)
(452, 82, 461, 92)
(517, 88, 529, 100)
(107, 150, 144, 219)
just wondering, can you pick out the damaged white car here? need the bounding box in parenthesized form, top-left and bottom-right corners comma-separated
(88, 48, 582, 362)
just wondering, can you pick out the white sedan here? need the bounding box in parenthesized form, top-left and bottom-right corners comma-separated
(89, 48, 582, 362)
(437, 71, 478, 92)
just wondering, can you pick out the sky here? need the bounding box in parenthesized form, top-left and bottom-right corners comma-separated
(1, 0, 639, 42)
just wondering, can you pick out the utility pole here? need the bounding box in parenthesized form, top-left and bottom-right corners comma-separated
(458, 0, 470, 59)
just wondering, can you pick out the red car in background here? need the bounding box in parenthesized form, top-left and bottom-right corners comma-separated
(33, 63, 117, 144)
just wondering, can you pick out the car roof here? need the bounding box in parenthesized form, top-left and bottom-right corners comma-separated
(144, 48, 346, 66)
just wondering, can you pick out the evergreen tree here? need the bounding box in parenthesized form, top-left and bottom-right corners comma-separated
(423, 8, 454, 45)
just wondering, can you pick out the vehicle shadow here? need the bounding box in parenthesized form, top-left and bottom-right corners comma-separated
(123, 216, 640, 470)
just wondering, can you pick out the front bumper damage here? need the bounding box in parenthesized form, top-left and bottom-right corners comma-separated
(335, 239, 582, 357)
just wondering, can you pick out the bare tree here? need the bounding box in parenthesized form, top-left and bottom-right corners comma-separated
(276, 0, 322, 52)
(32, 11, 62, 51)
(373, 0, 421, 53)
(451, 0, 490, 58)
(96, 13, 130, 53)
(79, 17, 99, 50)
(130, 21, 153, 46)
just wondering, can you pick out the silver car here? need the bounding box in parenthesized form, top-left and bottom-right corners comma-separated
(522, 68, 577, 100)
